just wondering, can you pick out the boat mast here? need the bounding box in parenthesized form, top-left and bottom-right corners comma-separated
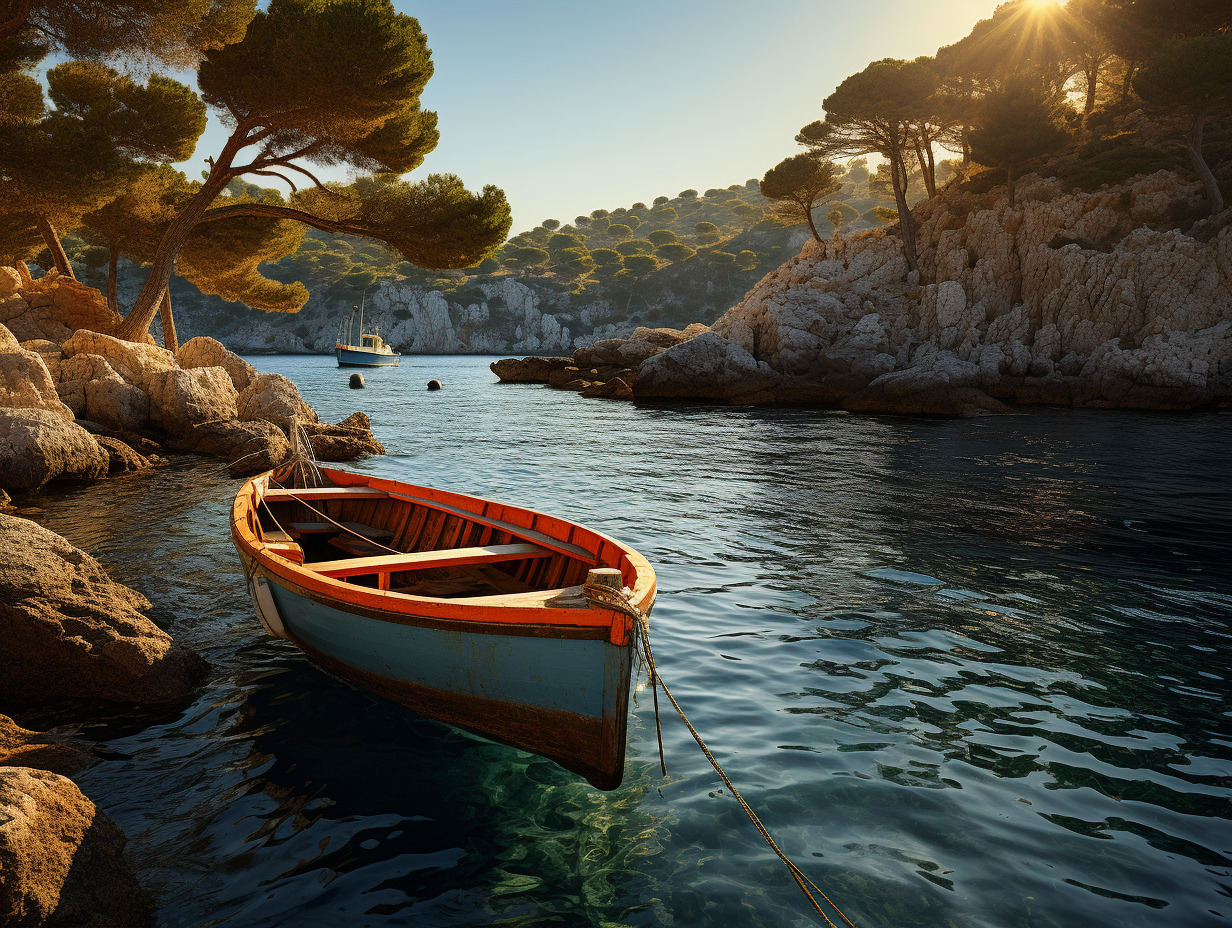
(358, 293, 365, 343)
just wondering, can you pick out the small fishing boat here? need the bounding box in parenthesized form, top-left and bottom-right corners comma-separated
(336, 297, 401, 367)
(230, 464, 657, 789)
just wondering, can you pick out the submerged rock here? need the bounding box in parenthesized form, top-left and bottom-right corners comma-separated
(0, 715, 89, 774)
(0, 767, 154, 928)
(349, 372, 364, 389)
(0, 514, 206, 709)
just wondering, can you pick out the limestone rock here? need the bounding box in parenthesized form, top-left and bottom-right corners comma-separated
(633, 332, 780, 399)
(94, 436, 152, 475)
(0, 267, 20, 298)
(574, 337, 664, 368)
(844, 371, 1011, 417)
(180, 419, 290, 477)
(57, 354, 150, 431)
(61, 330, 176, 393)
(18, 339, 63, 381)
(0, 514, 206, 707)
(0, 328, 74, 422)
(0, 715, 88, 774)
(0, 273, 123, 343)
(236, 372, 318, 433)
(0, 767, 154, 928)
(304, 412, 385, 461)
(0, 410, 109, 491)
(490, 356, 575, 383)
(175, 336, 258, 392)
(146, 366, 238, 434)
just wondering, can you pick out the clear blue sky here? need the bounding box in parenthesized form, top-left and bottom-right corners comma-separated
(188, 0, 1006, 234)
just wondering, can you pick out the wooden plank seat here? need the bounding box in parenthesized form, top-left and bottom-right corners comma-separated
(261, 528, 294, 544)
(263, 487, 388, 502)
(308, 543, 553, 580)
(328, 534, 391, 558)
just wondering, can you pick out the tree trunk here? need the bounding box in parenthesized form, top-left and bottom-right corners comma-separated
(1120, 61, 1136, 103)
(158, 288, 177, 353)
(1084, 62, 1098, 117)
(914, 135, 936, 198)
(1007, 164, 1016, 209)
(107, 244, 118, 313)
(890, 151, 918, 273)
(119, 125, 252, 341)
(1185, 108, 1224, 216)
(35, 215, 75, 279)
(800, 197, 823, 243)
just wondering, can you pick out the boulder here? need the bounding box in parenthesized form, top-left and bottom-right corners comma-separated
(94, 436, 152, 475)
(843, 370, 1012, 416)
(0, 767, 154, 928)
(236, 372, 318, 433)
(573, 337, 665, 368)
(179, 419, 290, 477)
(1, 274, 123, 343)
(146, 366, 238, 435)
(0, 267, 20, 298)
(633, 332, 780, 399)
(175, 336, 258, 392)
(490, 356, 575, 383)
(0, 325, 74, 421)
(0, 715, 88, 774)
(0, 514, 206, 707)
(304, 412, 385, 462)
(0, 410, 109, 491)
(61, 331, 175, 393)
(57, 355, 150, 431)
(18, 339, 63, 381)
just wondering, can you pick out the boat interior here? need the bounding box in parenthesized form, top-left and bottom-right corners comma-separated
(255, 481, 608, 601)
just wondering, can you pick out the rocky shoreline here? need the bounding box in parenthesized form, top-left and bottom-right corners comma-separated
(493, 171, 1231, 416)
(0, 268, 386, 924)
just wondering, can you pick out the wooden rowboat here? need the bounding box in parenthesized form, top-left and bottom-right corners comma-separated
(230, 465, 657, 789)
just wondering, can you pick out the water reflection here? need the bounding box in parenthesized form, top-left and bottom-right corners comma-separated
(24, 358, 1232, 928)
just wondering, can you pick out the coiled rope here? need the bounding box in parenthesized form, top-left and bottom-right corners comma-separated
(582, 577, 858, 928)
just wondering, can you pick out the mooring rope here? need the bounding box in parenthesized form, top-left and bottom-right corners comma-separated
(582, 577, 858, 928)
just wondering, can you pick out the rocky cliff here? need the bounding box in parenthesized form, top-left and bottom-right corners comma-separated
(501, 170, 1230, 413)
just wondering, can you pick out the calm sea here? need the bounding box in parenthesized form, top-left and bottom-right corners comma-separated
(27, 355, 1232, 928)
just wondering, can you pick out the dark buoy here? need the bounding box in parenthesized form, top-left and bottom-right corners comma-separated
(349, 372, 365, 389)
(427, 379, 442, 391)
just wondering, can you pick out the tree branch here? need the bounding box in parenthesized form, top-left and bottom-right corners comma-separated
(250, 168, 298, 191)
(196, 202, 367, 236)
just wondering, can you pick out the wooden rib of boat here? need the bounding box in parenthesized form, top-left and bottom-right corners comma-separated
(230, 465, 657, 789)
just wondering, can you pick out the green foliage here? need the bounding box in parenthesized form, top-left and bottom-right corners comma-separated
(828, 202, 860, 226)
(655, 242, 696, 262)
(198, 0, 439, 176)
(652, 195, 670, 206)
(590, 208, 609, 219)
(873, 207, 898, 222)
(760, 153, 841, 240)
(1134, 33, 1232, 112)
(647, 229, 677, 246)
(4, 0, 254, 69)
(590, 248, 623, 268)
(734, 250, 760, 271)
(969, 78, 1073, 202)
(553, 246, 595, 277)
(694, 221, 720, 235)
(547, 231, 583, 252)
(652, 206, 678, 222)
(678, 189, 698, 199)
(541, 218, 560, 230)
(631, 201, 647, 210)
(622, 254, 658, 276)
(615, 239, 652, 256)
(605, 222, 633, 239)
(507, 245, 549, 269)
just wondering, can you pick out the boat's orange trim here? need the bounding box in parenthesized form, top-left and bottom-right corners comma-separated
(231, 467, 657, 647)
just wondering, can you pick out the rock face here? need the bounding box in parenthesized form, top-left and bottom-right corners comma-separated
(490, 356, 575, 383)
(236, 372, 319, 433)
(0, 410, 109, 490)
(0, 716, 88, 774)
(696, 170, 1231, 411)
(0, 271, 124, 344)
(0, 514, 206, 708)
(516, 171, 1229, 413)
(175, 336, 258, 392)
(0, 767, 154, 928)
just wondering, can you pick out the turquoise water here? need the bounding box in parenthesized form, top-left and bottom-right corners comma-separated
(27, 355, 1232, 928)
